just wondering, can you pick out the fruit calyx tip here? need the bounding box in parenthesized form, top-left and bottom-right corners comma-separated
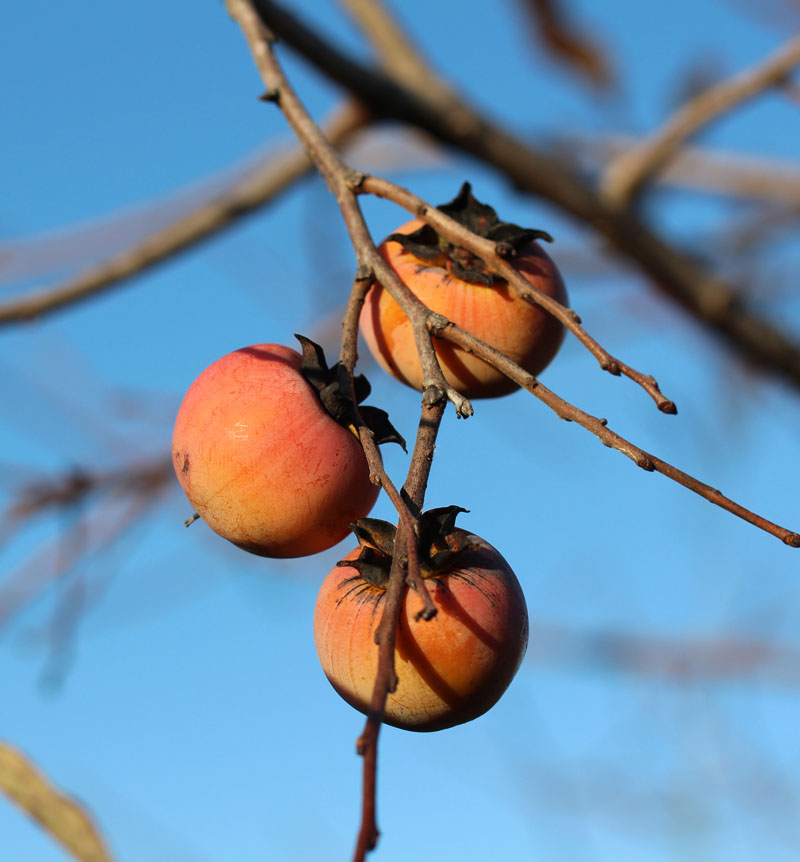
(294, 334, 406, 450)
(387, 182, 553, 286)
(339, 505, 478, 589)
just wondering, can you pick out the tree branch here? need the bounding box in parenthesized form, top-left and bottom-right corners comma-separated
(432, 318, 800, 548)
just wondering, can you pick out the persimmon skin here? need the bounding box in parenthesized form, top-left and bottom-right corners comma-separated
(360, 219, 568, 398)
(172, 344, 379, 558)
(314, 531, 529, 732)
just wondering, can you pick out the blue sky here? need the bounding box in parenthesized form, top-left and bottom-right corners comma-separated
(3, 1, 800, 860)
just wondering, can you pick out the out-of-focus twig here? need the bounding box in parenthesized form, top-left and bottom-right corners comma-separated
(601, 36, 800, 206)
(0, 743, 113, 862)
(528, 622, 800, 685)
(519, 0, 614, 88)
(0, 102, 369, 327)
(574, 136, 800, 204)
(0, 458, 174, 627)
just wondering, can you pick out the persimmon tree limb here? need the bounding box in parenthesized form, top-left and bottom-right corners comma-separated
(337, 274, 435, 620)
(250, 0, 800, 391)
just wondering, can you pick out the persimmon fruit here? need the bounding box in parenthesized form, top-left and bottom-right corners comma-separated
(172, 342, 381, 558)
(314, 517, 529, 731)
(360, 185, 568, 398)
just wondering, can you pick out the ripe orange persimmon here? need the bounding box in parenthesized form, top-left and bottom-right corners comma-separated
(314, 520, 528, 731)
(172, 342, 381, 558)
(360, 185, 568, 398)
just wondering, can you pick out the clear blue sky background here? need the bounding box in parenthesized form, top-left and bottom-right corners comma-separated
(3, 1, 800, 860)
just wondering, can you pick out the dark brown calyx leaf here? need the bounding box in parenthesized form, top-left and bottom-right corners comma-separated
(418, 505, 481, 572)
(339, 507, 480, 590)
(294, 334, 406, 450)
(351, 517, 397, 557)
(358, 406, 406, 448)
(295, 333, 330, 390)
(386, 224, 446, 266)
(418, 505, 468, 549)
(338, 517, 397, 589)
(386, 182, 553, 286)
(336, 545, 392, 589)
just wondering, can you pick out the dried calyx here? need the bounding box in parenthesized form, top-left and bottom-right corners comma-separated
(295, 334, 405, 450)
(386, 182, 553, 286)
(337, 505, 480, 589)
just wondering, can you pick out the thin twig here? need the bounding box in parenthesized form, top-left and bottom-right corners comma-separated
(358, 174, 676, 413)
(575, 136, 800, 205)
(601, 36, 800, 206)
(432, 318, 800, 548)
(338, 275, 435, 620)
(0, 102, 368, 327)
(352, 399, 446, 861)
(336, 0, 451, 101)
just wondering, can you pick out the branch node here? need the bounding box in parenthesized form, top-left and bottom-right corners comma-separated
(346, 169, 367, 191)
(258, 87, 281, 104)
(422, 383, 446, 407)
(355, 263, 373, 282)
(426, 312, 450, 333)
(637, 456, 656, 471)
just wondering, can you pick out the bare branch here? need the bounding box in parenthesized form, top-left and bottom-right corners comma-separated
(338, 275, 435, 620)
(601, 36, 800, 206)
(432, 318, 800, 548)
(225, 6, 450, 859)
(337, 0, 448, 98)
(0, 102, 368, 327)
